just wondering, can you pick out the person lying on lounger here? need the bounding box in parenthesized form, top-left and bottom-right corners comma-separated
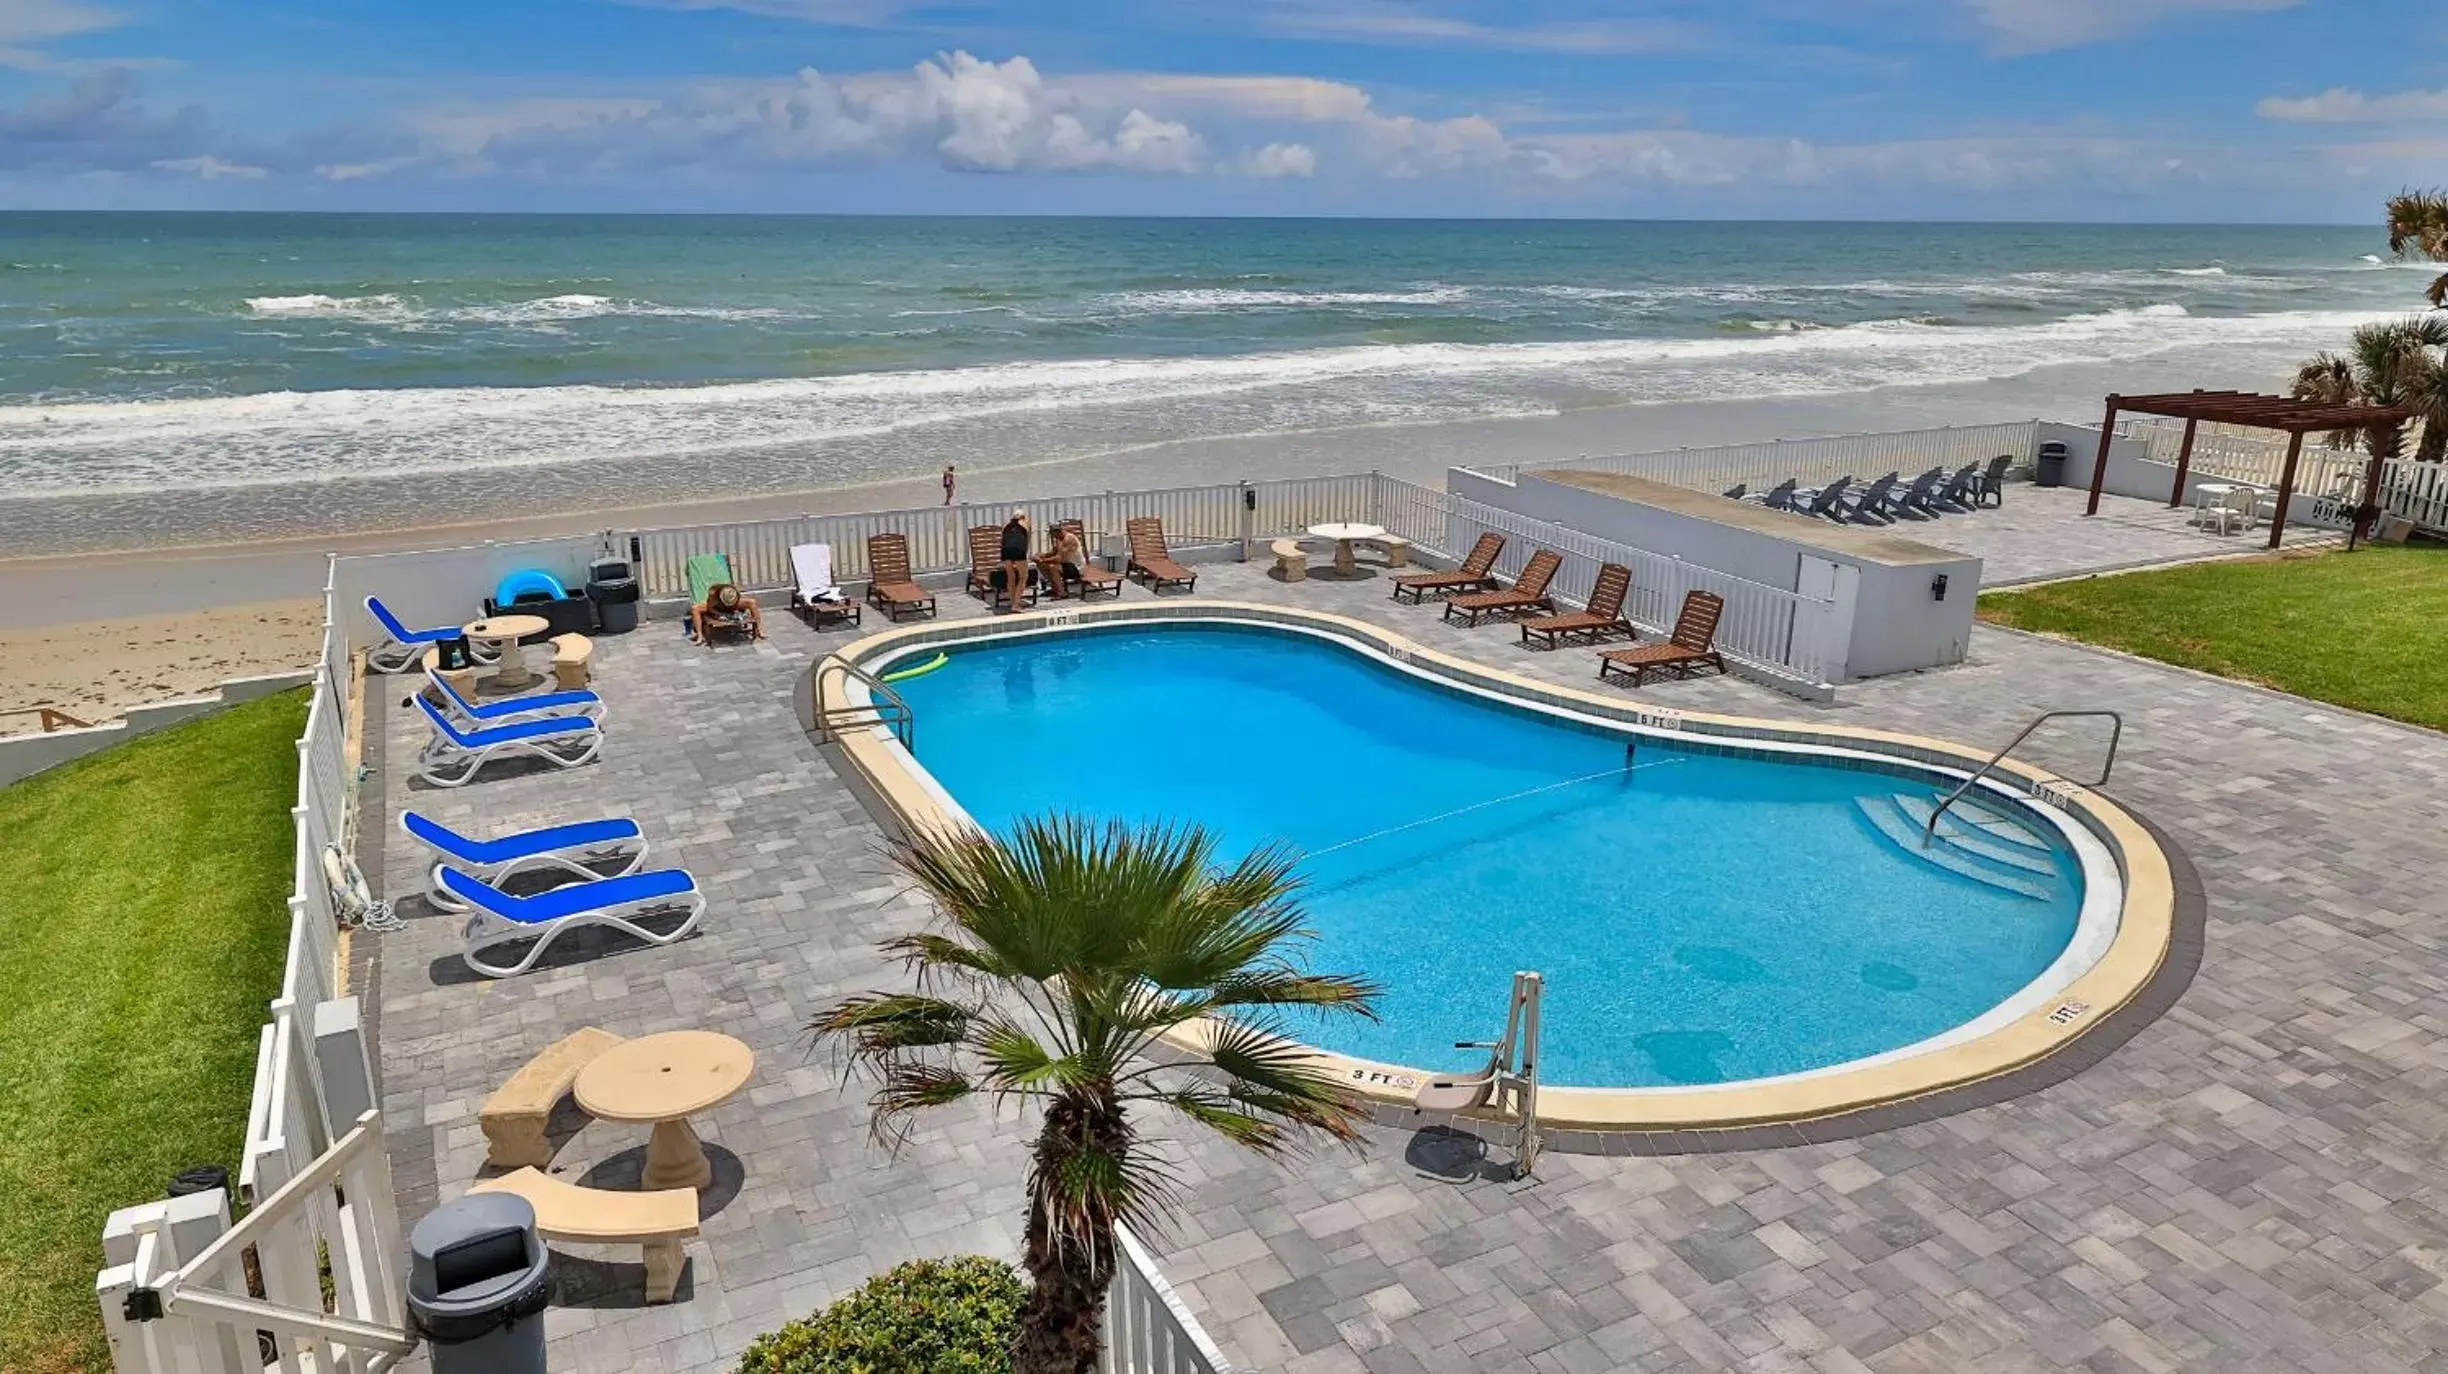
(691, 582, 764, 642)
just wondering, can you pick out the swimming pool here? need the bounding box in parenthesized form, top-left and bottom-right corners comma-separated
(880, 617, 2116, 1093)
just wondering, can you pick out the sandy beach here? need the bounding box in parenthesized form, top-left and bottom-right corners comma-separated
(0, 348, 2337, 728)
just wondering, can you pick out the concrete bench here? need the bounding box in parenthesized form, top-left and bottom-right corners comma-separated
(471, 1167, 697, 1303)
(1364, 535, 1411, 567)
(1269, 538, 1308, 582)
(481, 1026, 625, 1169)
(551, 633, 594, 692)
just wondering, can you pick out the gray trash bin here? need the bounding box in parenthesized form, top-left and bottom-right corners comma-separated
(2035, 440, 2069, 488)
(407, 1194, 551, 1374)
(587, 557, 641, 636)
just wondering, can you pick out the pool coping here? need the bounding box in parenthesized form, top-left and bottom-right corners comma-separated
(809, 597, 2178, 1134)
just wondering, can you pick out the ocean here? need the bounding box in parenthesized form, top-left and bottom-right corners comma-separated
(0, 214, 2421, 553)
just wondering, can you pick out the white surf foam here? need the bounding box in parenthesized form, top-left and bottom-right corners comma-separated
(242, 292, 785, 325)
(1095, 286, 1472, 313)
(0, 304, 2398, 499)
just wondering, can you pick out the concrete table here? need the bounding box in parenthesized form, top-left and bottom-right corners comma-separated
(573, 1030, 755, 1192)
(1306, 522, 1388, 579)
(462, 614, 550, 694)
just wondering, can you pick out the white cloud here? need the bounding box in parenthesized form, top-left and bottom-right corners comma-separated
(2257, 88, 2448, 124)
(0, 0, 118, 43)
(1963, 0, 2297, 53)
(1240, 141, 1316, 177)
(1249, 3, 1698, 54)
(151, 152, 263, 179)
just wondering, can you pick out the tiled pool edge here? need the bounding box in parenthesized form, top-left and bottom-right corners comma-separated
(810, 598, 2179, 1135)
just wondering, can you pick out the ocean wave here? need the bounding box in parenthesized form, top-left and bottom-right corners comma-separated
(0, 303, 2395, 499)
(2166, 266, 2227, 277)
(1094, 286, 1472, 313)
(242, 291, 786, 325)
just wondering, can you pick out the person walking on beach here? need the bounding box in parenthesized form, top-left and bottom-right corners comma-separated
(942, 465, 956, 506)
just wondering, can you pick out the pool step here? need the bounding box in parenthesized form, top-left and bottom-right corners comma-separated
(1901, 793, 2055, 855)
(1854, 796, 2055, 902)
(1889, 797, 2058, 875)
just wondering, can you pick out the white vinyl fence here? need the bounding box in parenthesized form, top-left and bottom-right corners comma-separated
(2120, 417, 2366, 519)
(1374, 476, 1839, 687)
(1104, 1226, 1235, 1374)
(98, 574, 413, 1374)
(628, 474, 1385, 600)
(2375, 458, 2448, 532)
(1467, 421, 2043, 496)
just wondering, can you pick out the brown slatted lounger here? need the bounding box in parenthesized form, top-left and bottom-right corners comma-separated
(1599, 590, 1728, 686)
(1045, 520, 1123, 600)
(1519, 562, 1635, 649)
(1391, 532, 1504, 604)
(1125, 517, 1197, 592)
(864, 532, 937, 622)
(965, 524, 1037, 610)
(1443, 549, 1562, 627)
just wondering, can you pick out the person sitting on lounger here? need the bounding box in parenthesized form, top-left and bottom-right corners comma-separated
(691, 582, 764, 642)
(1040, 519, 1088, 598)
(995, 510, 1034, 609)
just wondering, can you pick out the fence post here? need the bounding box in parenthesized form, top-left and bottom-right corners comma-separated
(312, 998, 375, 1133)
(1237, 481, 1254, 562)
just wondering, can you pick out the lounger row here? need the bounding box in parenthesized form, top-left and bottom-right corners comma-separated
(1387, 532, 1730, 685)
(865, 516, 1198, 620)
(403, 811, 705, 977)
(1723, 455, 2011, 524)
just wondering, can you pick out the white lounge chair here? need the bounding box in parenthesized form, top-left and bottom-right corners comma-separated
(425, 664, 605, 725)
(366, 596, 493, 675)
(789, 543, 862, 627)
(442, 864, 705, 977)
(399, 811, 647, 913)
(414, 696, 602, 787)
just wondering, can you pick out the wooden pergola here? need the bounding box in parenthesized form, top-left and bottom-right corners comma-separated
(2085, 390, 2419, 549)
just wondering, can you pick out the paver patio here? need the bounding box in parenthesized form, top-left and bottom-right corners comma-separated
(370, 487, 2446, 1374)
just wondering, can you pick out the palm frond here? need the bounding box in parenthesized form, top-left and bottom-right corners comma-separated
(866, 1063, 975, 1147)
(1197, 1018, 1367, 1139)
(1208, 968, 1384, 1018)
(2388, 189, 2448, 262)
(809, 992, 973, 1078)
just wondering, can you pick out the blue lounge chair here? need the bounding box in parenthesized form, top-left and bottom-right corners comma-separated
(399, 811, 646, 913)
(415, 696, 602, 787)
(367, 596, 491, 675)
(442, 865, 704, 977)
(425, 665, 604, 725)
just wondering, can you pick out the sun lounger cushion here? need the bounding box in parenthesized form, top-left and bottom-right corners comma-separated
(403, 812, 640, 866)
(440, 866, 695, 924)
(421, 700, 598, 749)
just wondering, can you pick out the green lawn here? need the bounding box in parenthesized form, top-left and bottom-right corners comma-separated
(1979, 545, 2448, 732)
(0, 690, 306, 1374)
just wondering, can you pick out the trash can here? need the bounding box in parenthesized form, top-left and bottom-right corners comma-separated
(586, 557, 641, 636)
(407, 1194, 551, 1374)
(2035, 440, 2069, 488)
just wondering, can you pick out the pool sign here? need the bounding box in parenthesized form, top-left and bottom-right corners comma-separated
(1348, 1067, 1418, 1090)
(2045, 999, 2090, 1026)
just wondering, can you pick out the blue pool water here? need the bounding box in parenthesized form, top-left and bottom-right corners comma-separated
(892, 623, 2084, 1088)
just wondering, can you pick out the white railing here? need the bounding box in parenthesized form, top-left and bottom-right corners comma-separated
(626, 475, 1384, 600)
(100, 1114, 411, 1374)
(1103, 1226, 1234, 1374)
(1376, 477, 1838, 687)
(2375, 458, 2448, 531)
(1470, 421, 2043, 495)
(2120, 417, 2366, 522)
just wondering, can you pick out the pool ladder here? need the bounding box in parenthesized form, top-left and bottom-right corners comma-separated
(812, 654, 915, 752)
(1924, 709, 2122, 845)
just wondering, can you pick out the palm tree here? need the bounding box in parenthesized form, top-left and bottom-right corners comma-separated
(2387, 188, 2448, 308)
(2291, 351, 2362, 451)
(2343, 317, 2448, 469)
(813, 816, 1379, 1374)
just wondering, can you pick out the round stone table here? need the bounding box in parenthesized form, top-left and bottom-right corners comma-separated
(574, 1030, 755, 1191)
(461, 614, 550, 694)
(1306, 522, 1389, 579)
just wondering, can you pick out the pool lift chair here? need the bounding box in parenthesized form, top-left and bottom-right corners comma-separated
(1413, 970, 1545, 1177)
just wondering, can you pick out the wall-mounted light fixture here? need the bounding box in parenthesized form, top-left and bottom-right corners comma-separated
(1931, 574, 1950, 601)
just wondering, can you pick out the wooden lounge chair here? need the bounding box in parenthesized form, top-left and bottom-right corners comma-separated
(1598, 590, 1728, 686)
(1391, 532, 1504, 604)
(1519, 562, 1635, 649)
(1125, 517, 1197, 592)
(864, 533, 936, 622)
(1444, 550, 1562, 627)
(966, 524, 1038, 610)
(1041, 520, 1123, 600)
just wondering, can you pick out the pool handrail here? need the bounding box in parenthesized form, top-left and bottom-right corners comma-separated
(812, 652, 915, 752)
(1923, 709, 2123, 845)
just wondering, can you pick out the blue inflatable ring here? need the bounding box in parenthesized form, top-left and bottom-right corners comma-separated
(495, 569, 568, 606)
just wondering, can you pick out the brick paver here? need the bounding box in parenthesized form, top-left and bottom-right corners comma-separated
(372, 492, 2445, 1373)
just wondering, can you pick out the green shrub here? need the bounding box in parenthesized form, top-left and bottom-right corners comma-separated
(736, 1256, 1025, 1374)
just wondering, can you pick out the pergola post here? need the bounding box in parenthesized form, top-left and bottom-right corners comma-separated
(2085, 395, 2120, 516)
(2266, 430, 2306, 551)
(2167, 417, 2199, 508)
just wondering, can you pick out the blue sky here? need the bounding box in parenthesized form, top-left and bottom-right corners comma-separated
(1, 0, 2442, 218)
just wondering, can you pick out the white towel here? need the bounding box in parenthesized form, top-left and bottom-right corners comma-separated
(791, 543, 844, 603)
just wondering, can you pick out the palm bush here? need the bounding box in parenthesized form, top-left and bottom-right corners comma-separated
(812, 816, 1379, 1374)
(736, 1256, 1025, 1373)
(2387, 188, 2448, 309)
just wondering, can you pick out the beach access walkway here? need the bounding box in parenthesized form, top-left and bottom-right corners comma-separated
(367, 504, 2441, 1374)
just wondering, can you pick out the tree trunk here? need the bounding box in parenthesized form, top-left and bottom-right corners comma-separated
(2357, 422, 2408, 546)
(1012, 1091, 1126, 1374)
(2418, 419, 2446, 465)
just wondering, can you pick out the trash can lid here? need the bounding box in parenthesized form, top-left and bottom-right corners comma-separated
(408, 1194, 547, 1312)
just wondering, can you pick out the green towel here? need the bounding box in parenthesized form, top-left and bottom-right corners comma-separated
(685, 552, 734, 606)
